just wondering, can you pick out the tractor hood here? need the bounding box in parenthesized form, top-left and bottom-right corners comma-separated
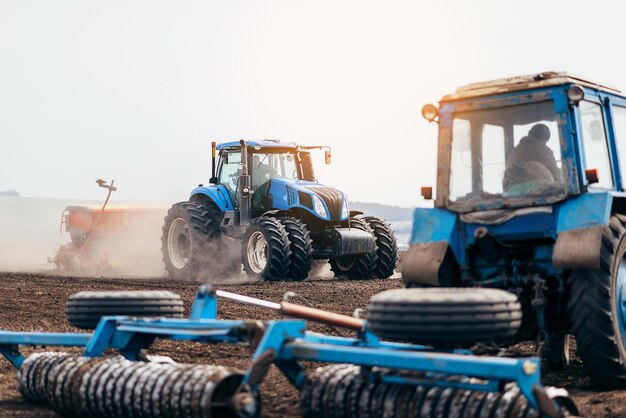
(267, 178, 349, 222)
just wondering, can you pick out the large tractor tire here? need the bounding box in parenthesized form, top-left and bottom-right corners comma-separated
(363, 216, 398, 278)
(329, 218, 377, 280)
(366, 288, 522, 347)
(161, 201, 229, 281)
(66, 291, 184, 329)
(279, 217, 313, 281)
(568, 215, 626, 387)
(242, 216, 292, 281)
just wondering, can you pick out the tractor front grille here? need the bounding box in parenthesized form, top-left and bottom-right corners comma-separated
(306, 186, 343, 221)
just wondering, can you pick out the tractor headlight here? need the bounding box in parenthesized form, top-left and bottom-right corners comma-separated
(341, 196, 349, 219)
(312, 195, 328, 218)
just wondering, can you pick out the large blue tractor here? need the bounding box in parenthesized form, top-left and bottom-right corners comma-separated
(403, 72, 626, 386)
(162, 140, 397, 282)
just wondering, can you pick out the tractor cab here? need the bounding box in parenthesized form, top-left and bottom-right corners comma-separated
(405, 71, 626, 385)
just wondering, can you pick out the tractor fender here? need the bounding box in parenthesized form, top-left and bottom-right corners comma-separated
(402, 207, 462, 286)
(190, 185, 234, 212)
(553, 192, 613, 269)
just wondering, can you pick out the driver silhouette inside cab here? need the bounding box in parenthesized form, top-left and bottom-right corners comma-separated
(503, 123, 561, 192)
(252, 155, 278, 188)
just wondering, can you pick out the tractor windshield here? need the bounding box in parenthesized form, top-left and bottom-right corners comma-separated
(449, 101, 567, 208)
(251, 151, 299, 188)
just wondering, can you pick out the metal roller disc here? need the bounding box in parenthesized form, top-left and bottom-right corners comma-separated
(142, 364, 175, 418)
(405, 385, 428, 418)
(83, 358, 116, 416)
(389, 385, 415, 418)
(104, 361, 132, 417)
(300, 364, 338, 418)
(346, 372, 368, 418)
(524, 406, 539, 418)
(310, 365, 351, 417)
(434, 387, 458, 418)
(161, 364, 193, 418)
(24, 353, 51, 402)
(60, 357, 90, 417)
(150, 365, 182, 418)
(198, 367, 245, 418)
(19, 352, 44, 400)
(189, 366, 223, 418)
(495, 387, 521, 418)
(369, 382, 392, 418)
(160, 366, 192, 418)
(96, 361, 128, 416)
(24, 353, 49, 402)
(46, 355, 78, 414)
(50, 356, 82, 416)
(321, 365, 358, 418)
(121, 362, 153, 418)
(380, 383, 403, 418)
(33, 353, 67, 404)
(448, 390, 472, 418)
(39, 354, 71, 406)
(420, 387, 444, 418)
(478, 392, 503, 418)
(462, 391, 488, 418)
(70, 358, 102, 417)
(178, 367, 208, 418)
(133, 363, 163, 418)
(357, 379, 379, 418)
(508, 393, 528, 418)
(169, 365, 202, 418)
(112, 361, 146, 418)
(332, 367, 360, 418)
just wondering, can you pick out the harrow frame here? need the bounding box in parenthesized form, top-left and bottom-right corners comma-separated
(0, 285, 561, 415)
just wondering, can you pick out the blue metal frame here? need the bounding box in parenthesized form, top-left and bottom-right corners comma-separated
(0, 288, 551, 412)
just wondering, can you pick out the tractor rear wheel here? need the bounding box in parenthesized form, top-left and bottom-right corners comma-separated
(242, 217, 292, 281)
(366, 288, 522, 347)
(279, 217, 313, 281)
(161, 201, 229, 281)
(363, 216, 398, 278)
(569, 215, 626, 387)
(66, 291, 184, 329)
(329, 218, 377, 280)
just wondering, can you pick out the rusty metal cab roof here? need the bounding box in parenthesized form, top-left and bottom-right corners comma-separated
(441, 71, 622, 102)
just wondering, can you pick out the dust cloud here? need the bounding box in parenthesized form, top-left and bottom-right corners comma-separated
(0, 196, 168, 277)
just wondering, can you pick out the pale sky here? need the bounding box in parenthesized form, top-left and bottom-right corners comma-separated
(1, 0, 626, 207)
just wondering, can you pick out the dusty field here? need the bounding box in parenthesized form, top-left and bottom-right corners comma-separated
(0, 272, 623, 417)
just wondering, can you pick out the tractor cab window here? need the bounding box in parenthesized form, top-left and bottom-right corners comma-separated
(217, 151, 242, 201)
(251, 152, 299, 189)
(449, 101, 566, 207)
(579, 101, 613, 189)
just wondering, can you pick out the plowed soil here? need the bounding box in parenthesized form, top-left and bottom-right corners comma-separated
(0, 272, 623, 417)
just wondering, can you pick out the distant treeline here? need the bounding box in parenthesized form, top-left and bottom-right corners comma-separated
(0, 190, 19, 197)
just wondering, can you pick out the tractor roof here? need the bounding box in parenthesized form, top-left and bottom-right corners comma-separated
(442, 71, 622, 102)
(216, 139, 299, 151)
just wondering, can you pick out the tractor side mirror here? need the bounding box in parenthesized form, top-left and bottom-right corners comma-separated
(325, 149, 332, 165)
(221, 151, 229, 164)
(421, 186, 433, 200)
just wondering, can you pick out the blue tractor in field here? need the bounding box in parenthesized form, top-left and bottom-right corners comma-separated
(403, 72, 626, 386)
(162, 140, 397, 282)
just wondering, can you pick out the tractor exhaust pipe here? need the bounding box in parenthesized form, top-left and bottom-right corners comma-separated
(239, 140, 252, 225)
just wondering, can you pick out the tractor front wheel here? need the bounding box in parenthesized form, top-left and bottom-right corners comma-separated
(569, 215, 626, 387)
(363, 216, 398, 278)
(242, 217, 292, 281)
(279, 217, 313, 281)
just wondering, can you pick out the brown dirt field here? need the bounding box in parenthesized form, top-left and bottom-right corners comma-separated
(0, 272, 624, 417)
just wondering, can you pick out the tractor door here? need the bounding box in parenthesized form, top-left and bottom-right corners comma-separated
(217, 150, 242, 206)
